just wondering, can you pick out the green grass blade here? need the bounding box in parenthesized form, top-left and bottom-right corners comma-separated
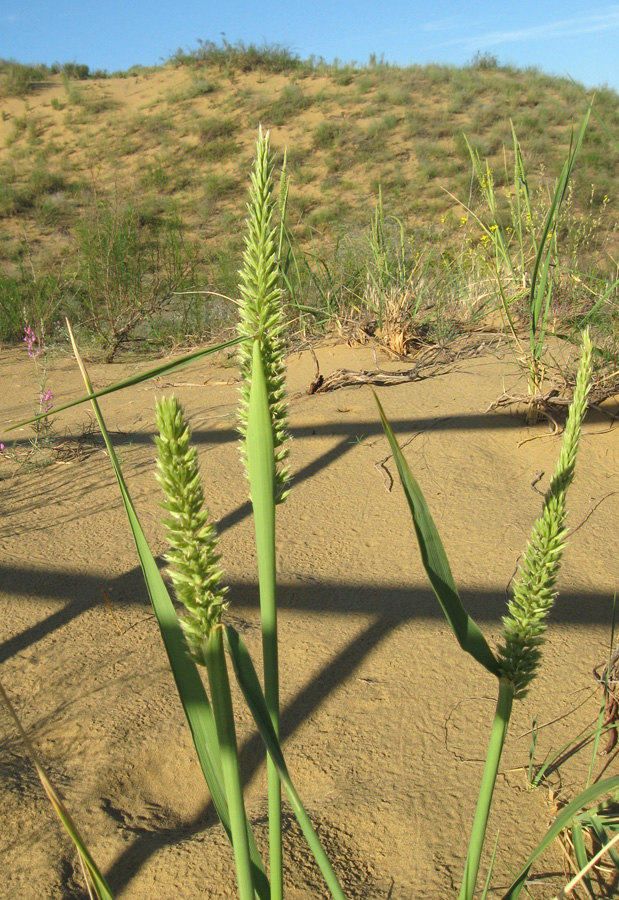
(480, 831, 500, 900)
(527, 716, 538, 786)
(246, 338, 282, 895)
(205, 628, 255, 900)
(588, 598, 617, 787)
(459, 679, 513, 900)
(247, 340, 276, 673)
(530, 250, 553, 357)
(374, 391, 499, 678)
(500, 776, 619, 900)
(527, 109, 590, 358)
(8, 329, 249, 432)
(568, 79, 619, 158)
(510, 121, 536, 257)
(0, 679, 115, 900)
(224, 625, 347, 900)
(67, 326, 269, 900)
(530, 723, 615, 789)
(571, 822, 594, 898)
(576, 275, 619, 329)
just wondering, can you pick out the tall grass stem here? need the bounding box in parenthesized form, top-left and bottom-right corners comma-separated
(206, 627, 255, 900)
(459, 678, 513, 900)
(247, 338, 282, 894)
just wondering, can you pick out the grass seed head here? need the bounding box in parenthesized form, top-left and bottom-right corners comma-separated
(237, 126, 290, 502)
(497, 331, 592, 697)
(155, 395, 228, 665)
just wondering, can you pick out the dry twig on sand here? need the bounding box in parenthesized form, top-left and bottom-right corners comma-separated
(593, 644, 619, 755)
(306, 344, 456, 394)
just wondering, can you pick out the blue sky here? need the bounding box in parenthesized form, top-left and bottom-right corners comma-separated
(2, 0, 619, 92)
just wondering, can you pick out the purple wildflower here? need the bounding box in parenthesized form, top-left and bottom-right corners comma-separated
(24, 325, 40, 359)
(39, 389, 54, 413)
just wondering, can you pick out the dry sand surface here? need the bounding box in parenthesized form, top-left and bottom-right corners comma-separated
(1, 339, 618, 900)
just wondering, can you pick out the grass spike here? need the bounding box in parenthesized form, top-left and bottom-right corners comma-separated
(237, 125, 290, 503)
(155, 395, 256, 900)
(155, 395, 228, 665)
(497, 330, 593, 696)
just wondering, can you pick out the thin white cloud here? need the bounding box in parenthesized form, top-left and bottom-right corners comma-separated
(1, 14, 19, 24)
(421, 16, 461, 33)
(433, 6, 619, 50)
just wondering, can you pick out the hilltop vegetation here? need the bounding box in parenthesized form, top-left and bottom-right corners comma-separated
(0, 42, 618, 360)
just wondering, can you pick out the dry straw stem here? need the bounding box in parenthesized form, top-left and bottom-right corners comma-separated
(553, 830, 619, 900)
(498, 330, 593, 697)
(0, 678, 115, 900)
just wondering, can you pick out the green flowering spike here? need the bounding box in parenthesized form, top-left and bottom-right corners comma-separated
(237, 126, 290, 503)
(154, 396, 228, 666)
(498, 331, 592, 697)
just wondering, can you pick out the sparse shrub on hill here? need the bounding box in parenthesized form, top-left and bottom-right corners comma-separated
(0, 264, 70, 344)
(72, 194, 199, 359)
(0, 60, 49, 97)
(60, 62, 90, 80)
(195, 115, 240, 159)
(470, 50, 499, 70)
(0, 59, 100, 97)
(260, 82, 313, 126)
(170, 37, 302, 75)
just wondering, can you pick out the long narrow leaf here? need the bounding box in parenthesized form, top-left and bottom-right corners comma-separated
(374, 391, 499, 677)
(67, 325, 269, 900)
(480, 831, 500, 900)
(0, 679, 115, 900)
(570, 823, 594, 898)
(527, 108, 591, 357)
(501, 776, 619, 900)
(566, 80, 619, 163)
(8, 332, 249, 432)
(206, 628, 255, 900)
(224, 625, 347, 900)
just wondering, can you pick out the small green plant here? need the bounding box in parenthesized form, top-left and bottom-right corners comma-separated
(0, 323, 59, 471)
(61, 71, 81, 105)
(185, 76, 217, 98)
(23, 324, 55, 454)
(62, 62, 90, 80)
(261, 82, 312, 126)
(203, 171, 239, 205)
(196, 115, 240, 159)
(471, 51, 499, 70)
(362, 187, 426, 351)
(376, 329, 619, 898)
(0, 260, 68, 343)
(461, 112, 597, 417)
(73, 193, 198, 359)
